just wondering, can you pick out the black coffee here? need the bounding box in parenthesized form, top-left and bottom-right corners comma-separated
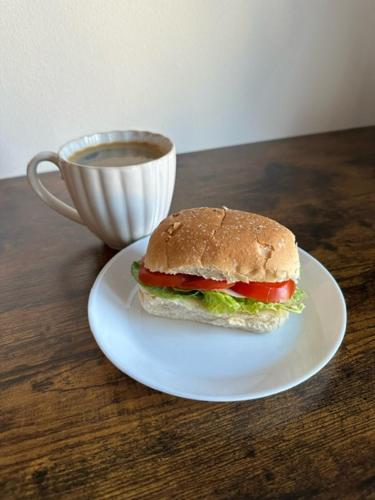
(69, 141, 164, 167)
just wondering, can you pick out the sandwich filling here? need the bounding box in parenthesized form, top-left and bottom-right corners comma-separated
(131, 260, 305, 315)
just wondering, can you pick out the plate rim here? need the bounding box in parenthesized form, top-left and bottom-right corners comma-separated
(88, 237, 347, 402)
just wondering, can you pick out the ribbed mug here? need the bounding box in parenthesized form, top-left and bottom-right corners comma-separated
(27, 130, 176, 249)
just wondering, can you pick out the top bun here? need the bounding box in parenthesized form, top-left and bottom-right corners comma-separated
(144, 207, 300, 282)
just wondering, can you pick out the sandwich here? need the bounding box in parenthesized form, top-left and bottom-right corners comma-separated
(131, 207, 305, 332)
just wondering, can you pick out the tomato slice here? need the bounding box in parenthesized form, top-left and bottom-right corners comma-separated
(139, 264, 186, 288)
(138, 260, 296, 301)
(231, 280, 296, 303)
(179, 277, 232, 290)
(138, 262, 232, 290)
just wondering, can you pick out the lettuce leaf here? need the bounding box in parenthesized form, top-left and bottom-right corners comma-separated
(202, 290, 242, 313)
(201, 290, 305, 314)
(131, 261, 305, 315)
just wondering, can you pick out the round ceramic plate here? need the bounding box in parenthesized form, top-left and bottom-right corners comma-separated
(88, 237, 347, 401)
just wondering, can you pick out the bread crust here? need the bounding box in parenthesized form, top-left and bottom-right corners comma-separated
(144, 207, 299, 282)
(139, 288, 289, 333)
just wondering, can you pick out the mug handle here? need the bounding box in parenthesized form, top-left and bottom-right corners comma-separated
(27, 151, 84, 225)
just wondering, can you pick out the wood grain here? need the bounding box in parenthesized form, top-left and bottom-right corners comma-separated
(1, 127, 374, 499)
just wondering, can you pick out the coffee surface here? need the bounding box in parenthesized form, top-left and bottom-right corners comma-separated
(69, 141, 164, 167)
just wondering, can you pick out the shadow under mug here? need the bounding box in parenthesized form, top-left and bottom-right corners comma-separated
(27, 130, 176, 249)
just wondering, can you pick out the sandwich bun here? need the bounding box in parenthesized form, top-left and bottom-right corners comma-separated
(144, 207, 300, 283)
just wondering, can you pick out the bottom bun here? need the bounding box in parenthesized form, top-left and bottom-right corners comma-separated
(138, 288, 289, 333)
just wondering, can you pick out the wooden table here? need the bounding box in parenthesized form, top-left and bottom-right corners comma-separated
(1, 128, 374, 499)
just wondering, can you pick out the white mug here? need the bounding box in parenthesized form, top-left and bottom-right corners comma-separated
(27, 130, 176, 249)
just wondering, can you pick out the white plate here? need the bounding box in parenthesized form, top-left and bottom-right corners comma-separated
(88, 237, 347, 401)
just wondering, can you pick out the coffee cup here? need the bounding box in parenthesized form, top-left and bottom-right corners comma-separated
(27, 130, 176, 249)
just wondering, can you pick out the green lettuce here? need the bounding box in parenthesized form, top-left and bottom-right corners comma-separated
(201, 289, 305, 314)
(202, 290, 242, 313)
(131, 261, 305, 315)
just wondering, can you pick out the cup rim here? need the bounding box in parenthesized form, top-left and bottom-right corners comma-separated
(58, 130, 175, 169)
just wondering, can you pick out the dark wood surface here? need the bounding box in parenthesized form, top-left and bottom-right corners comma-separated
(1, 127, 374, 499)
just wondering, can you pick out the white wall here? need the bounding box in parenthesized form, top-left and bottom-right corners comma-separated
(1, 0, 375, 179)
